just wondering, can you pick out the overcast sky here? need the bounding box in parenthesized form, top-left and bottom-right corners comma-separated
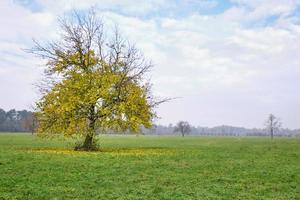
(1, 0, 300, 129)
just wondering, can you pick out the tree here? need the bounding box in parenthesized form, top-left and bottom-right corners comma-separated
(21, 113, 37, 134)
(29, 10, 166, 150)
(5, 109, 19, 132)
(0, 109, 6, 125)
(265, 114, 281, 139)
(174, 121, 191, 137)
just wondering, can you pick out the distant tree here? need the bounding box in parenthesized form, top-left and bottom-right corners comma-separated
(21, 113, 37, 134)
(6, 109, 18, 121)
(174, 121, 191, 137)
(149, 124, 157, 134)
(265, 114, 281, 139)
(5, 109, 19, 132)
(0, 109, 6, 124)
(29, 10, 167, 150)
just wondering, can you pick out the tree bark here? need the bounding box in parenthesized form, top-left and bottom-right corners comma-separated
(82, 132, 94, 150)
(80, 105, 96, 151)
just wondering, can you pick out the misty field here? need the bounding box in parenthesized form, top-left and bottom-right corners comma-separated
(0, 134, 299, 199)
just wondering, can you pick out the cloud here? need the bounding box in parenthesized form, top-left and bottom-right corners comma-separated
(0, 1, 56, 41)
(225, 0, 300, 23)
(101, 11, 300, 128)
(0, 1, 51, 110)
(1, 0, 300, 128)
(35, 0, 168, 16)
(31, 0, 221, 18)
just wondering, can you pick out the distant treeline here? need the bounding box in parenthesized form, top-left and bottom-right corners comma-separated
(0, 108, 35, 132)
(1, 108, 300, 137)
(141, 125, 300, 137)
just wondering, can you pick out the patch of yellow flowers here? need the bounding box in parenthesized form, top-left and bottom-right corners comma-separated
(28, 148, 174, 156)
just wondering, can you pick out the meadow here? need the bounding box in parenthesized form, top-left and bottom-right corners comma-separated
(0, 133, 299, 199)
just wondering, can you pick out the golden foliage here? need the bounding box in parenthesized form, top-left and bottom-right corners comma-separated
(36, 50, 154, 137)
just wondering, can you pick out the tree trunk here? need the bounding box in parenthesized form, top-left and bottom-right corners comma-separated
(271, 127, 273, 139)
(79, 105, 96, 151)
(31, 117, 34, 135)
(82, 132, 94, 150)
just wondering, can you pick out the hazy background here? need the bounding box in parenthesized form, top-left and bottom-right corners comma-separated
(1, 0, 300, 128)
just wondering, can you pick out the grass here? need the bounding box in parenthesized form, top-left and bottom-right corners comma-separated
(0, 133, 299, 199)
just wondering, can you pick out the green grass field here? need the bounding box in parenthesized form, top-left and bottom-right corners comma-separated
(0, 133, 299, 199)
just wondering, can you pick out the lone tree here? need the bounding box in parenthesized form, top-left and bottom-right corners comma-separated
(265, 114, 281, 139)
(30, 10, 165, 150)
(174, 121, 191, 137)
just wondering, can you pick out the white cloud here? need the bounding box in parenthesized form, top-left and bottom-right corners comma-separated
(226, 0, 300, 22)
(0, 1, 56, 41)
(1, 0, 300, 128)
(36, 0, 168, 16)
(102, 11, 300, 128)
(0, 1, 52, 111)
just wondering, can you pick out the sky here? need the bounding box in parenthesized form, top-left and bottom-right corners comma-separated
(1, 0, 300, 129)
